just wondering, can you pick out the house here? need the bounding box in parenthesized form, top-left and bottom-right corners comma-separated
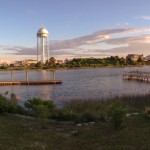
(56, 60, 64, 64)
(126, 54, 144, 61)
(1, 62, 9, 67)
(22, 59, 37, 66)
(145, 55, 150, 61)
(13, 61, 23, 67)
(0, 62, 9, 68)
(64, 58, 72, 63)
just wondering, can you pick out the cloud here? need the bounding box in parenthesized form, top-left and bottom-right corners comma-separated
(49, 27, 150, 50)
(136, 16, 150, 20)
(115, 23, 129, 28)
(0, 46, 36, 55)
(1, 26, 150, 61)
(105, 34, 150, 45)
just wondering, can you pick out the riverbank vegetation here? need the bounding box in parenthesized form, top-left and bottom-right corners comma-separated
(1, 93, 150, 149)
(34, 56, 148, 69)
(1, 93, 150, 124)
(0, 55, 149, 70)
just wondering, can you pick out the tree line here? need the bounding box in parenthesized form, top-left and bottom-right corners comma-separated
(64, 56, 146, 68)
(1, 55, 147, 70)
(34, 55, 148, 69)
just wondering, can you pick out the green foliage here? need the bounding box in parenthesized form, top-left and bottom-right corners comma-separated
(10, 93, 17, 101)
(0, 93, 27, 115)
(55, 100, 108, 123)
(107, 101, 127, 129)
(0, 66, 8, 69)
(35, 104, 50, 128)
(45, 57, 56, 67)
(144, 107, 150, 118)
(0, 94, 9, 113)
(66, 56, 128, 68)
(35, 104, 50, 119)
(35, 61, 43, 68)
(24, 98, 56, 117)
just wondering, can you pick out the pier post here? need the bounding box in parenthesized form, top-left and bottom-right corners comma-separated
(26, 70, 28, 82)
(52, 70, 55, 81)
(11, 70, 14, 82)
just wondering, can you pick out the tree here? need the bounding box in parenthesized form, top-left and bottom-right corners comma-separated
(35, 61, 43, 68)
(119, 57, 126, 66)
(107, 101, 127, 130)
(47, 57, 56, 67)
(137, 57, 145, 65)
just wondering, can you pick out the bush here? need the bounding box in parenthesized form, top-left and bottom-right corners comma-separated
(35, 104, 50, 119)
(144, 107, 150, 118)
(107, 101, 127, 129)
(0, 94, 9, 113)
(59, 100, 108, 123)
(10, 93, 17, 102)
(0, 93, 26, 115)
(24, 98, 56, 117)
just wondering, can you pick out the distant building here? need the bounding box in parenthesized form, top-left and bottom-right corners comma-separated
(13, 61, 23, 67)
(22, 59, 37, 66)
(56, 60, 64, 64)
(145, 55, 150, 61)
(126, 54, 144, 61)
(0, 62, 9, 68)
(64, 58, 72, 63)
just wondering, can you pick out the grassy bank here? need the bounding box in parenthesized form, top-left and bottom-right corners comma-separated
(0, 93, 150, 149)
(1, 93, 150, 123)
(0, 113, 150, 150)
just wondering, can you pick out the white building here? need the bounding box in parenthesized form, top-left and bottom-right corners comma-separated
(145, 55, 150, 61)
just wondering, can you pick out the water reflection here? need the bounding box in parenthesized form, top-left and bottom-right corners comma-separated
(0, 66, 149, 103)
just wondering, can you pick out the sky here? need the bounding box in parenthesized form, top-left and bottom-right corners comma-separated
(1, 0, 150, 63)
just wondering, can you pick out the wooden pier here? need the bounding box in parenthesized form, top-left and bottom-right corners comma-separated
(123, 70, 150, 82)
(0, 70, 62, 86)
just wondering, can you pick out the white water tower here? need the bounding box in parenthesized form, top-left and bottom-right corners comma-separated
(37, 26, 49, 64)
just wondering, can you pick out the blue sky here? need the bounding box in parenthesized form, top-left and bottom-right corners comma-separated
(0, 0, 150, 62)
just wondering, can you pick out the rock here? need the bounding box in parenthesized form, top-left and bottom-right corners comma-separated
(77, 123, 82, 126)
(89, 122, 95, 125)
(126, 113, 131, 117)
(132, 112, 139, 115)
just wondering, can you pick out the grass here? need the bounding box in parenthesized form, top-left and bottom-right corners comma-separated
(0, 113, 150, 150)
(1, 93, 150, 149)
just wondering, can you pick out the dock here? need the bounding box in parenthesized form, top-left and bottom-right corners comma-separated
(0, 80, 62, 85)
(0, 70, 62, 86)
(123, 70, 150, 82)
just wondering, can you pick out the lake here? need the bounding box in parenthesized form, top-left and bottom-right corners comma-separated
(0, 66, 150, 104)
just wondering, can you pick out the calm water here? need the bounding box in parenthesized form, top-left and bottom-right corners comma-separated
(0, 66, 150, 104)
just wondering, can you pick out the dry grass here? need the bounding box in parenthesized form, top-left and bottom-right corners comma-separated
(0, 113, 150, 150)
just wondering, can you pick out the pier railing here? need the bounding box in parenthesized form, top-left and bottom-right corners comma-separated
(123, 70, 150, 82)
(0, 70, 62, 85)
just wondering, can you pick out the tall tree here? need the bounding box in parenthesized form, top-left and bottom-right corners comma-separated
(48, 57, 56, 67)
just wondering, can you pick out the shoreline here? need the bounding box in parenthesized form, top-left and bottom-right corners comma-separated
(0, 64, 148, 72)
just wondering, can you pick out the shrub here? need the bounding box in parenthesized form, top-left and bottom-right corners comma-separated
(24, 98, 56, 117)
(0, 94, 9, 113)
(144, 107, 150, 118)
(107, 101, 127, 129)
(10, 93, 17, 102)
(60, 100, 108, 123)
(0, 93, 26, 115)
(35, 104, 50, 119)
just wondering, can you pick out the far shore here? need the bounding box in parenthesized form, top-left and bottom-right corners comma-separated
(0, 64, 149, 72)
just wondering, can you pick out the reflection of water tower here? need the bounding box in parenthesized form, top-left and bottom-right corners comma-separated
(37, 27, 49, 64)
